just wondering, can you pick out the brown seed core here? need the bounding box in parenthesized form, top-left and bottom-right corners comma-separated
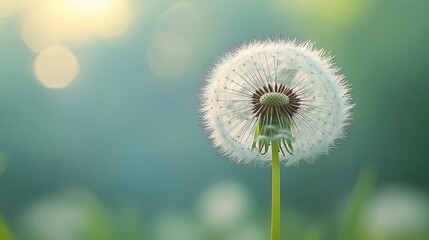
(251, 84, 300, 118)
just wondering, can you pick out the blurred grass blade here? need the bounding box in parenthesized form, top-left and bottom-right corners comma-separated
(338, 167, 376, 240)
(83, 198, 115, 240)
(0, 217, 14, 240)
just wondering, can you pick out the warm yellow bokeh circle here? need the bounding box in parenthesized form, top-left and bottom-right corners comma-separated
(34, 45, 79, 89)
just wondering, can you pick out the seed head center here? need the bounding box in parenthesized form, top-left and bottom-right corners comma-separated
(259, 92, 289, 107)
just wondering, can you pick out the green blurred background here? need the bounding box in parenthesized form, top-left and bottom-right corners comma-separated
(1, 0, 428, 239)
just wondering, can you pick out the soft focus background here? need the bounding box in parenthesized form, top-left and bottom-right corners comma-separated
(1, 0, 429, 239)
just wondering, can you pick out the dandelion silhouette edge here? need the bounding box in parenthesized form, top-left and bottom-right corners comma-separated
(200, 39, 353, 166)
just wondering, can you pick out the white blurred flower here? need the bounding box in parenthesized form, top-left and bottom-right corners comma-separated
(20, 194, 88, 240)
(226, 224, 265, 240)
(154, 212, 203, 240)
(364, 187, 429, 237)
(196, 181, 251, 231)
(201, 39, 352, 165)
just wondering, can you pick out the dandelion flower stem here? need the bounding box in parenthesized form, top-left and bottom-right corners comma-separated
(271, 140, 281, 240)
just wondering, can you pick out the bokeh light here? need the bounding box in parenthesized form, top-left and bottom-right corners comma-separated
(196, 181, 252, 231)
(20, 0, 132, 46)
(147, 2, 208, 77)
(21, 9, 64, 53)
(156, 2, 200, 38)
(0, 0, 22, 18)
(89, 0, 132, 37)
(61, 0, 132, 38)
(147, 33, 191, 77)
(34, 45, 79, 89)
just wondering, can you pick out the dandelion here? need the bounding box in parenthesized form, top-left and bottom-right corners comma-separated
(200, 39, 353, 240)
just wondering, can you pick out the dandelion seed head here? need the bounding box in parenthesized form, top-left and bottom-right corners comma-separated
(200, 39, 353, 166)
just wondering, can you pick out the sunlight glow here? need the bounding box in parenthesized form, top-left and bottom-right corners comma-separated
(0, 0, 21, 18)
(22, 9, 64, 53)
(72, 0, 108, 10)
(90, 0, 132, 37)
(61, 0, 132, 38)
(20, 0, 132, 46)
(34, 46, 79, 89)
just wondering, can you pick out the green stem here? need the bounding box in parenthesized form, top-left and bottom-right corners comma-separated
(271, 140, 281, 240)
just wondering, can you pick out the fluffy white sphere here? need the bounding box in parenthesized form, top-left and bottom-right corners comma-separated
(200, 39, 353, 165)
